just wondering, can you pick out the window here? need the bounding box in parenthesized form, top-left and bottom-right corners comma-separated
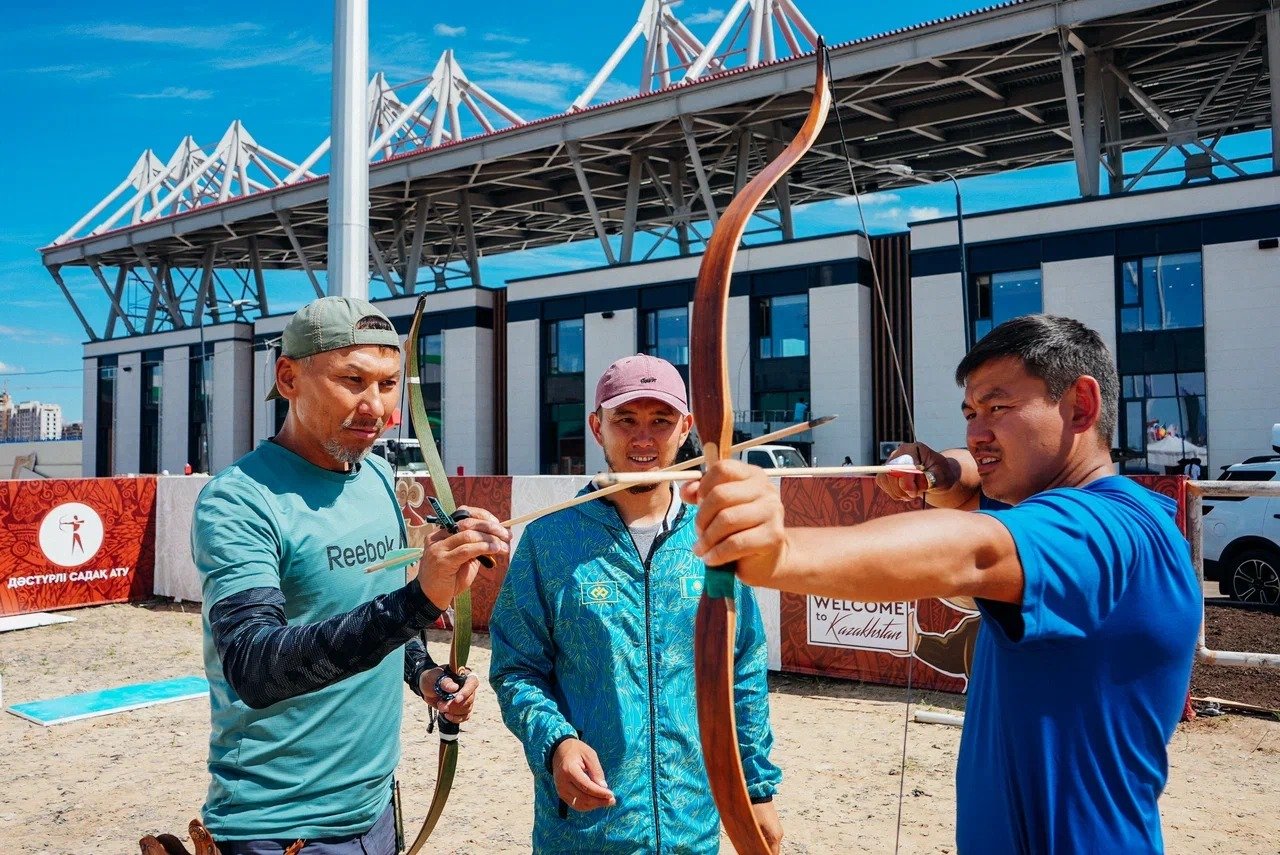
(641, 306, 690, 368)
(1221, 470, 1276, 482)
(547, 318, 585, 375)
(641, 305, 691, 390)
(750, 294, 810, 457)
(542, 319, 585, 474)
(972, 268, 1042, 342)
(758, 294, 809, 359)
(189, 343, 213, 473)
(95, 356, 117, 477)
(139, 349, 163, 474)
(1120, 252, 1203, 333)
(416, 332, 444, 449)
(1118, 371, 1208, 474)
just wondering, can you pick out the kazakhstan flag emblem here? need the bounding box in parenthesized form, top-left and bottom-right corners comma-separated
(681, 576, 705, 599)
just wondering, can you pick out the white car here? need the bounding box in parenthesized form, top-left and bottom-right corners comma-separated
(369, 437, 428, 475)
(739, 444, 809, 469)
(1201, 456, 1280, 607)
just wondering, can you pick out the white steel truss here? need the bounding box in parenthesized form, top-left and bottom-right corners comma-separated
(685, 0, 819, 79)
(572, 0, 719, 110)
(55, 123, 312, 245)
(287, 51, 526, 181)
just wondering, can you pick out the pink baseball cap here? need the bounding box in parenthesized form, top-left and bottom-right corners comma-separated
(595, 354, 689, 415)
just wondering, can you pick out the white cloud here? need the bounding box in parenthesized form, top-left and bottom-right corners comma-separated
(483, 32, 530, 45)
(371, 32, 434, 80)
(590, 79, 638, 103)
(433, 23, 466, 38)
(833, 192, 901, 206)
(686, 9, 727, 25)
(132, 86, 214, 101)
(0, 361, 21, 373)
(468, 57, 594, 109)
(70, 22, 328, 74)
(468, 57, 586, 84)
(75, 22, 261, 50)
(26, 64, 112, 81)
(0, 325, 71, 345)
(475, 77, 570, 109)
(907, 206, 943, 221)
(213, 37, 328, 73)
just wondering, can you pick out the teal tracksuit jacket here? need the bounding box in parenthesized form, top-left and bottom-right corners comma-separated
(489, 486, 782, 853)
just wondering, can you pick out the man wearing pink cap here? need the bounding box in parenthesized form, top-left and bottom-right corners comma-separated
(490, 354, 783, 854)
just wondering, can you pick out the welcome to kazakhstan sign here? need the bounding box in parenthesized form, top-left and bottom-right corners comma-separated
(807, 597, 911, 654)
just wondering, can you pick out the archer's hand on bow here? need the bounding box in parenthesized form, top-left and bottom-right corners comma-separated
(681, 459, 788, 590)
(408, 504, 511, 612)
(876, 442, 980, 510)
(418, 664, 478, 724)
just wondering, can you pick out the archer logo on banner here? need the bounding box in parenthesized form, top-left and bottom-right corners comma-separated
(37, 503, 105, 568)
(807, 596, 910, 654)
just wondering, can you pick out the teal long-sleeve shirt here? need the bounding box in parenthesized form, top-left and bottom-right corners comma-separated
(489, 486, 782, 854)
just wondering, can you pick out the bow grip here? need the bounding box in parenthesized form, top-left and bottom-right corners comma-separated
(435, 507, 497, 569)
(437, 714, 461, 740)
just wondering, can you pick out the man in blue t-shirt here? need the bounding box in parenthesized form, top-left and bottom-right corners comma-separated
(683, 314, 1200, 854)
(190, 297, 510, 854)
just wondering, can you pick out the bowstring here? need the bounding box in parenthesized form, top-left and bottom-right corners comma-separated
(824, 49, 917, 855)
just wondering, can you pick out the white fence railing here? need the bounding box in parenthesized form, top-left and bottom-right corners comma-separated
(1187, 479, 1280, 668)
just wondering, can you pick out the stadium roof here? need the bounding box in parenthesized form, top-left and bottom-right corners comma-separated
(39, 0, 1279, 338)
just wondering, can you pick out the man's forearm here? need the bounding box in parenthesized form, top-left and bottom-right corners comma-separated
(211, 581, 443, 708)
(773, 509, 1021, 604)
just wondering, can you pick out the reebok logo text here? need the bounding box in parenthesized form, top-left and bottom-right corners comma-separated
(327, 535, 397, 572)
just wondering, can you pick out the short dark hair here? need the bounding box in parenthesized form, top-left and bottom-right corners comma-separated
(954, 314, 1118, 445)
(355, 315, 395, 332)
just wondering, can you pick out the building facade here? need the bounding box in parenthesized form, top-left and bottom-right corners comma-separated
(9, 400, 63, 442)
(504, 231, 887, 474)
(909, 173, 1280, 473)
(76, 175, 1280, 479)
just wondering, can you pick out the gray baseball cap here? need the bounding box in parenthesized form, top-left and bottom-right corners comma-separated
(266, 297, 401, 400)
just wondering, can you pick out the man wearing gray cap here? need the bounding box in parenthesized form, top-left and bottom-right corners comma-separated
(191, 296, 510, 853)
(489, 353, 783, 854)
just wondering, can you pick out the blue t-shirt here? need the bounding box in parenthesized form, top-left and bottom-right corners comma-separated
(957, 476, 1199, 854)
(192, 441, 406, 840)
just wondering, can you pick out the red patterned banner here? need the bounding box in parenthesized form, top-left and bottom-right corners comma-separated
(777, 475, 1187, 695)
(778, 477, 969, 693)
(399, 475, 513, 630)
(0, 478, 157, 617)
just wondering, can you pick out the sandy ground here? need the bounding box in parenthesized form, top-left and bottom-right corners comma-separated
(1, 602, 1278, 854)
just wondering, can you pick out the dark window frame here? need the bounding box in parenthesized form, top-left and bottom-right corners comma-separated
(968, 266, 1044, 345)
(541, 318, 585, 475)
(138, 348, 164, 474)
(95, 356, 118, 477)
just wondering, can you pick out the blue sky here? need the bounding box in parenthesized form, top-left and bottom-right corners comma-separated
(0, 1, 1267, 421)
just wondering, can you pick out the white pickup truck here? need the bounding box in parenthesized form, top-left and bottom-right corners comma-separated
(738, 444, 809, 469)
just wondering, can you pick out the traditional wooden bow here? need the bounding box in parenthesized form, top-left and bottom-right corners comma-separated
(690, 41, 831, 854)
(401, 294, 478, 855)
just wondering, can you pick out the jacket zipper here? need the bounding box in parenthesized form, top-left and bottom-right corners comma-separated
(614, 501, 683, 854)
